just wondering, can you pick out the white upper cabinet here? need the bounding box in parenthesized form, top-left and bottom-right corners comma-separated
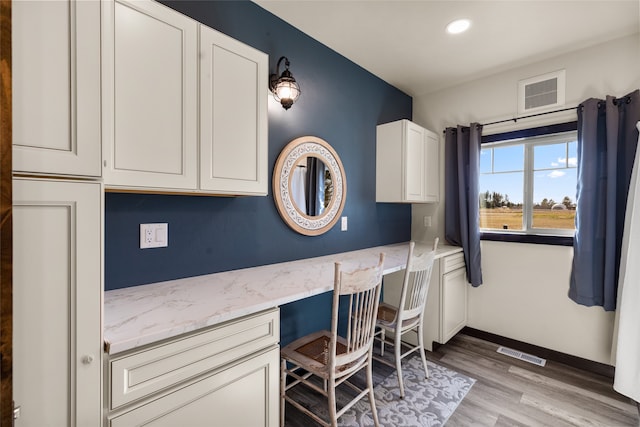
(199, 26, 268, 196)
(376, 119, 440, 203)
(424, 128, 440, 202)
(102, 0, 199, 190)
(102, 0, 268, 195)
(12, 0, 101, 177)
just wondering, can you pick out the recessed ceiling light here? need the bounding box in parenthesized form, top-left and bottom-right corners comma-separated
(446, 19, 471, 35)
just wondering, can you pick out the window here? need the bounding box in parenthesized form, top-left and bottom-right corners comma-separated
(479, 125, 577, 239)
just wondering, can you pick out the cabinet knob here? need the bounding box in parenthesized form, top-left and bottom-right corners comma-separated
(82, 355, 94, 365)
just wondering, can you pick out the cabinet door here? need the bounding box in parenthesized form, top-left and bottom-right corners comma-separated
(108, 347, 279, 427)
(199, 26, 268, 195)
(424, 130, 439, 203)
(13, 178, 102, 427)
(404, 122, 426, 202)
(102, 0, 198, 190)
(12, 0, 101, 177)
(440, 267, 468, 343)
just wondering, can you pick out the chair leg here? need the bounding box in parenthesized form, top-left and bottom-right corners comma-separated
(416, 324, 429, 379)
(394, 330, 405, 399)
(328, 376, 338, 427)
(380, 328, 386, 356)
(366, 360, 381, 427)
(280, 358, 287, 427)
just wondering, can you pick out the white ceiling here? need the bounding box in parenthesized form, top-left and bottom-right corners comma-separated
(253, 0, 640, 97)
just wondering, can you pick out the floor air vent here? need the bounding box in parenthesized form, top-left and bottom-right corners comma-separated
(497, 346, 546, 367)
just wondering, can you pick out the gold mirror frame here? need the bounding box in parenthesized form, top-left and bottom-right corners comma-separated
(273, 136, 347, 236)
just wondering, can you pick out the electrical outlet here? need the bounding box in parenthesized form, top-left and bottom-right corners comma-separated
(140, 223, 168, 249)
(341, 216, 348, 231)
(144, 227, 154, 244)
(423, 216, 432, 227)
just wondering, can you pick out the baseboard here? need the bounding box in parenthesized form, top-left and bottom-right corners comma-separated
(461, 327, 615, 379)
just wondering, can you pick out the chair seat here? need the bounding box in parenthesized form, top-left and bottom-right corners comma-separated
(376, 302, 421, 330)
(282, 330, 350, 377)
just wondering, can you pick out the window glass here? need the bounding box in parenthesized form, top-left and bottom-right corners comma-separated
(480, 149, 492, 174)
(532, 140, 577, 230)
(568, 141, 577, 166)
(493, 145, 524, 173)
(479, 171, 523, 231)
(479, 130, 577, 236)
(534, 143, 568, 170)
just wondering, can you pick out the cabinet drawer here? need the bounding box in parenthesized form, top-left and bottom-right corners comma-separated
(108, 346, 279, 427)
(109, 308, 279, 409)
(442, 252, 465, 274)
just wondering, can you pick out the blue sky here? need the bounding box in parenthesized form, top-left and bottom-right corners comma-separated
(480, 141, 577, 205)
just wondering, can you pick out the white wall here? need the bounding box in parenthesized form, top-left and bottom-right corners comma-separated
(472, 242, 615, 364)
(411, 34, 639, 364)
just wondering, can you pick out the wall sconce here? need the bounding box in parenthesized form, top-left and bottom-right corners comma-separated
(269, 56, 301, 110)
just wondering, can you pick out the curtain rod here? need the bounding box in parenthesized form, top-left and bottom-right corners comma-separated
(484, 95, 632, 127)
(442, 105, 578, 134)
(442, 93, 635, 134)
(482, 106, 577, 127)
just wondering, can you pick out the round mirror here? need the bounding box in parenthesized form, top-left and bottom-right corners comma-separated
(273, 136, 347, 236)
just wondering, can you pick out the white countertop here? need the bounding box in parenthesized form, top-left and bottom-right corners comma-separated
(104, 242, 462, 355)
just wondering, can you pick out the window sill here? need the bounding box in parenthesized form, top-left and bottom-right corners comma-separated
(480, 231, 573, 246)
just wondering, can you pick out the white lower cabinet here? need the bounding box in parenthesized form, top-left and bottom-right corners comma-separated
(440, 254, 468, 343)
(109, 347, 278, 427)
(106, 309, 280, 427)
(13, 178, 103, 427)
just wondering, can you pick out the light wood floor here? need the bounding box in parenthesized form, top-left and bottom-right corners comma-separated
(430, 334, 640, 427)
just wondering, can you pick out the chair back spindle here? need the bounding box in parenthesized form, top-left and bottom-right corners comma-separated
(397, 239, 438, 325)
(332, 253, 385, 370)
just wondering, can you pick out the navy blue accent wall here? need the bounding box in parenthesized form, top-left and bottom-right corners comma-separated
(105, 0, 412, 345)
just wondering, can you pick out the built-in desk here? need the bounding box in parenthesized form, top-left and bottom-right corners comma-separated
(102, 242, 462, 426)
(104, 242, 462, 354)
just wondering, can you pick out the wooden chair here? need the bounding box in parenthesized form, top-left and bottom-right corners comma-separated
(375, 239, 438, 398)
(280, 253, 386, 427)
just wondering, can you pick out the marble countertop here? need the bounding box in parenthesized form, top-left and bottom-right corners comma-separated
(104, 242, 462, 355)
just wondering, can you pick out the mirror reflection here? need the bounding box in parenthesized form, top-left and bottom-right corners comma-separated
(290, 157, 334, 217)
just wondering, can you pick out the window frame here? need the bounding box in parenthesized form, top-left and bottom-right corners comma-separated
(479, 121, 577, 246)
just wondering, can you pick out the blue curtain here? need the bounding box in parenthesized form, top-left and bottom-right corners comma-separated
(570, 89, 640, 311)
(444, 124, 483, 286)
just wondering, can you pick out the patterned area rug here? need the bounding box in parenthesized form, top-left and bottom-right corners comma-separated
(284, 354, 476, 426)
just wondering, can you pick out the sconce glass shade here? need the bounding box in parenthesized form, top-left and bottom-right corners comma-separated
(270, 57, 301, 110)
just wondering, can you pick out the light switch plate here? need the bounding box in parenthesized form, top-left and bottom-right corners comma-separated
(341, 216, 348, 231)
(140, 223, 168, 249)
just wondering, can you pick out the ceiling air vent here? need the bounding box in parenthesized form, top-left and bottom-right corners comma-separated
(518, 70, 565, 114)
